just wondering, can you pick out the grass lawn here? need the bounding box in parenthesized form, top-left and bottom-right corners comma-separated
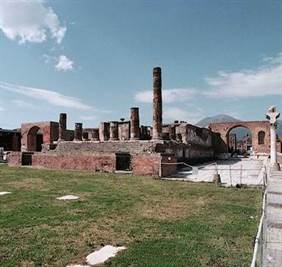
(0, 165, 262, 267)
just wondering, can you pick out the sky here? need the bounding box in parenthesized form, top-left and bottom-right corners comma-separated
(0, 0, 281, 129)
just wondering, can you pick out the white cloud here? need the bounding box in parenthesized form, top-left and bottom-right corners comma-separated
(164, 107, 203, 124)
(0, 106, 4, 111)
(135, 88, 196, 103)
(205, 53, 282, 97)
(55, 55, 74, 71)
(0, 81, 91, 110)
(0, 0, 66, 44)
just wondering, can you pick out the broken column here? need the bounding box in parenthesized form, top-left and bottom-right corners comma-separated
(74, 123, 82, 141)
(266, 106, 280, 170)
(110, 121, 119, 141)
(152, 67, 162, 140)
(130, 107, 140, 140)
(58, 113, 67, 141)
(99, 122, 110, 142)
(91, 128, 100, 141)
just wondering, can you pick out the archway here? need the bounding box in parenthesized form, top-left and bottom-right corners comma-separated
(227, 125, 252, 156)
(27, 126, 43, 152)
(209, 121, 270, 154)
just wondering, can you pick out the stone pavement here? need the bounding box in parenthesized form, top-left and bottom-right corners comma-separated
(264, 170, 282, 266)
(163, 158, 265, 187)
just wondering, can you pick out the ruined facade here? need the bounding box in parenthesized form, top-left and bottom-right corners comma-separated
(2, 67, 278, 177)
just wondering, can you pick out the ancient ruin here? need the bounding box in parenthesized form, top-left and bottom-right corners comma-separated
(1, 67, 281, 177)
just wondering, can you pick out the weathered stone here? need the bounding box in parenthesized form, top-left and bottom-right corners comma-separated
(152, 67, 162, 140)
(118, 121, 130, 141)
(58, 113, 67, 141)
(109, 121, 119, 141)
(91, 128, 99, 141)
(99, 122, 110, 142)
(130, 107, 140, 140)
(74, 123, 83, 141)
(266, 106, 281, 170)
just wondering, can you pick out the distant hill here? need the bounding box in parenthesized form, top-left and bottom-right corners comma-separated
(196, 114, 240, 128)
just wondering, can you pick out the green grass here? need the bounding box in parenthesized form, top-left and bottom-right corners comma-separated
(0, 165, 262, 267)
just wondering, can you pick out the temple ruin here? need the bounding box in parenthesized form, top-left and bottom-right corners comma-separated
(2, 67, 281, 177)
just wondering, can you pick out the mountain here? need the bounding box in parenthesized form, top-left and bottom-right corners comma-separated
(196, 114, 240, 128)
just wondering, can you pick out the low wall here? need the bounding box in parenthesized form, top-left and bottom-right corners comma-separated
(7, 151, 21, 167)
(32, 153, 116, 172)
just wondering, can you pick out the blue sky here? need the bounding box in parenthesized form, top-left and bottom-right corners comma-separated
(0, 0, 281, 129)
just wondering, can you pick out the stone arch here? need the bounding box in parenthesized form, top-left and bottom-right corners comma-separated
(258, 131, 265, 145)
(226, 125, 252, 153)
(209, 121, 270, 154)
(27, 126, 43, 152)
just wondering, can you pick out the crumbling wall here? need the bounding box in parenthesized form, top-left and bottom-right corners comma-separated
(175, 124, 212, 147)
(21, 121, 59, 151)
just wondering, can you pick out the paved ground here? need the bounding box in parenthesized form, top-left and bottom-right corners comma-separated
(163, 158, 265, 187)
(264, 169, 282, 267)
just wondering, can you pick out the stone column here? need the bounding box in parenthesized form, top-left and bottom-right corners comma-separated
(74, 123, 82, 141)
(130, 107, 140, 140)
(266, 106, 280, 170)
(59, 113, 67, 141)
(152, 67, 162, 140)
(110, 121, 119, 141)
(99, 122, 110, 141)
(91, 128, 99, 141)
(169, 125, 176, 140)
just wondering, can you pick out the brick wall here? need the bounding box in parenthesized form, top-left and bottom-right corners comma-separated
(7, 152, 22, 167)
(56, 140, 159, 154)
(209, 121, 270, 154)
(132, 153, 161, 176)
(32, 153, 116, 172)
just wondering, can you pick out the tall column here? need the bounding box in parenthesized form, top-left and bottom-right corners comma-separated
(152, 67, 162, 140)
(266, 106, 280, 170)
(130, 107, 140, 140)
(74, 123, 82, 141)
(58, 113, 67, 141)
(110, 121, 119, 141)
